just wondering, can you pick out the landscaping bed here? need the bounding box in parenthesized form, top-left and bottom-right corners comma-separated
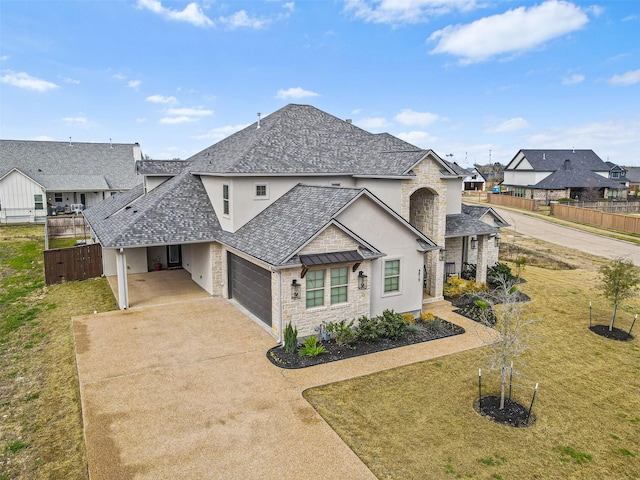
(267, 319, 464, 369)
(474, 395, 535, 428)
(589, 324, 634, 341)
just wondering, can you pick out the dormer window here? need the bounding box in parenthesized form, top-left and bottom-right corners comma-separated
(223, 184, 230, 215)
(254, 183, 269, 199)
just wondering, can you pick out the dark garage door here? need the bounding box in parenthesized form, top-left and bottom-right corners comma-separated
(228, 252, 272, 327)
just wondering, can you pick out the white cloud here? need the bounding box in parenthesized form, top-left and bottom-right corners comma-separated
(608, 69, 640, 86)
(60, 76, 80, 84)
(219, 10, 269, 29)
(127, 80, 141, 88)
(395, 130, 438, 148)
(1, 71, 58, 92)
(276, 87, 319, 99)
(33, 135, 54, 141)
(112, 73, 126, 80)
(356, 116, 389, 130)
(62, 116, 89, 126)
(137, 0, 214, 27)
(192, 124, 249, 141)
(167, 107, 213, 116)
(136, 118, 147, 123)
(147, 94, 178, 104)
(343, 0, 478, 25)
(394, 109, 439, 127)
(283, 2, 295, 12)
(486, 117, 529, 133)
(429, 1, 589, 64)
(0, 55, 9, 61)
(160, 116, 197, 124)
(562, 73, 585, 85)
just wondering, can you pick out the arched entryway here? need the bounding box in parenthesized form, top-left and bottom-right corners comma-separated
(409, 187, 438, 239)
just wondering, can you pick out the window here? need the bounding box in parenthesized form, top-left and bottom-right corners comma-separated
(306, 270, 324, 308)
(384, 259, 400, 293)
(255, 184, 267, 197)
(34, 194, 44, 210)
(330, 267, 348, 304)
(330, 182, 341, 187)
(223, 184, 230, 215)
(54, 192, 63, 203)
(612, 172, 620, 178)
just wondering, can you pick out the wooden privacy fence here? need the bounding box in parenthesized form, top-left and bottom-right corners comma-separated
(47, 215, 89, 238)
(44, 243, 103, 285)
(487, 193, 538, 211)
(551, 203, 640, 235)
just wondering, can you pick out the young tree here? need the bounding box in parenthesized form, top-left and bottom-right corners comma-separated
(598, 257, 640, 331)
(477, 274, 537, 410)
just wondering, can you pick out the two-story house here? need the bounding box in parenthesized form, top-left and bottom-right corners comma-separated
(84, 104, 507, 340)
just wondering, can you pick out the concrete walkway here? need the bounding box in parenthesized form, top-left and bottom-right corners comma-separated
(73, 298, 495, 480)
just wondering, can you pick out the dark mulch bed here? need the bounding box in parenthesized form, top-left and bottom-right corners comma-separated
(474, 395, 535, 428)
(589, 324, 634, 341)
(267, 321, 465, 369)
(449, 290, 531, 325)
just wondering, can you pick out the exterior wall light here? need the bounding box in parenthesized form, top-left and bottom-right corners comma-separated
(439, 248, 447, 261)
(494, 234, 500, 247)
(470, 237, 478, 249)
(291, 279, 301, 299)
(358, 271, 368, 290)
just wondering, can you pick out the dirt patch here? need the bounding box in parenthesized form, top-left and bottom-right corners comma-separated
(474, 395, 535, 428)
(589, 324, 634, 341)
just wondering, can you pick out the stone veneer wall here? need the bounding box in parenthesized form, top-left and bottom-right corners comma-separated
(210, 242, 225, 297)
(272, 224, 370, 339)
(401, 157, 447, 298)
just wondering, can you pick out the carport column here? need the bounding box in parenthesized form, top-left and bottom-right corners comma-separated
(116, 248, 129, 309)
(475, 235, 488, 284)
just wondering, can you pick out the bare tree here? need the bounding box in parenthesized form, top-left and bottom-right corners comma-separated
(598, 257, 640, 331)
(477, 275, 537, 410)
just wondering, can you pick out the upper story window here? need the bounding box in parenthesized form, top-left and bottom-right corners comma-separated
(330, 267, 348, 304)
(34, 194, 44, 210)
(223, 184, 230, 216)
(384, 259, 400, 293)
(54, 192, 63, 203)
(612, 172, 620, 178)
(254, 183, 269, 199)
(306, 270, 325, 308)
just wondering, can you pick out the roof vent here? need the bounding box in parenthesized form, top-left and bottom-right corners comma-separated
(564, 159, 571, 170)
(572, 147, 575, 153)
(110, 138, 113, 149)
(69, 137, 72, 147)
(542, 152, 545, 160)
(257, 112, 261, 129)
(346, 119, 352, 124)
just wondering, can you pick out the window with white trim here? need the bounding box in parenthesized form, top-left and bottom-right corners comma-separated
(222, 184, 230, 215)
(254, 183, 268, 199)
(306, 270, 325, 308)
(34, 194, 44, 210)
(330, 267, 348, 304)
(384, 259, 400, 293)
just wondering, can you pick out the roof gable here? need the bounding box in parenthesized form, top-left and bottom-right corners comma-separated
(514, 149, 608, 172)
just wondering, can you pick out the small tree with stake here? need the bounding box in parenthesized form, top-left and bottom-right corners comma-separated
(598, 257, 640, 332)
(477, 274, 537, 410)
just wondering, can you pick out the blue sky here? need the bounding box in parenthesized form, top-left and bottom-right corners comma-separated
(1, 0, 639, 166)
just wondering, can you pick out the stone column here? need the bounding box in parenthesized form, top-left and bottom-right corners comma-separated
(475, 235, 488, 284)
(116, 248, 129, 309)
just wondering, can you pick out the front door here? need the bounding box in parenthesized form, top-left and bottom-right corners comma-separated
(167, 245, 182, 269)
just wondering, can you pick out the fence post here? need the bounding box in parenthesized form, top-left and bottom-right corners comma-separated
(526, 383, 538, 424)
(589, 301, 592, 328)
(509, 362, 513, 400)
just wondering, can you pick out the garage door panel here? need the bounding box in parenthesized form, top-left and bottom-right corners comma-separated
(228, 253, 272, 326)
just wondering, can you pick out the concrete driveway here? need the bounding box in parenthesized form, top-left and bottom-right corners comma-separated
(73, 296, 496, 479)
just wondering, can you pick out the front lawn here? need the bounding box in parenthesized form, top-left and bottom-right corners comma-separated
(304, 236, 640, 480)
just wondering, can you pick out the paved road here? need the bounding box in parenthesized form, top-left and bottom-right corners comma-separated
(490, 206, 640, 266)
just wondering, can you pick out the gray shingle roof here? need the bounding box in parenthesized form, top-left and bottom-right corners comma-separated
(445, 212, 501, 238)
(534, 169, 624, 190)
(0, 140, 141, 191)
(624, 166, 640, 183)
(188, 104, 445, 177)
(136, 160, 189, 175)
(84, 170, 221, 248)
(514, 149, 608, 171)
(222, 185, 367, 265)
(462, 204, 509, 227)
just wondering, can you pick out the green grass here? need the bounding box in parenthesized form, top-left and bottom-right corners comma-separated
(305, 239, 640, 480)
(0, 224, 117, 480)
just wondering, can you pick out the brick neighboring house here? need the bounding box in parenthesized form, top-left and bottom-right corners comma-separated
(0, 140, 142, 223)
(503, 149, 628, 204)
(84, 104, 507, 339)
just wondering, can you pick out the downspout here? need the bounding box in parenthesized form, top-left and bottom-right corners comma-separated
(277, 270, 283, 345)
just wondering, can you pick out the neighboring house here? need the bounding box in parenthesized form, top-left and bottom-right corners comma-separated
(605, 161, 628, 188)
(84, 104, 507, 339)
(625, 167, 640, 196)
(0, 140, 142, 223)
(459, 165, 486, 192)
(503, 149, 627, 203)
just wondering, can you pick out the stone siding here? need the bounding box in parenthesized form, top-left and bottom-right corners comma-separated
(299, 225, 360, 255)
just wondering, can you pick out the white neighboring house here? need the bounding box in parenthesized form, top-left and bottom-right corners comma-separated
(85, 104, 508, 339)
(0, 140, 142, 223)
(461, 166, 486, 192)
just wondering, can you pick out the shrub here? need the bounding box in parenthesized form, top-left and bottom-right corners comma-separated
(298, 336, 326, 357)
(420, 311, 435, 322)
(355, 315, 380, 342)
(424, 317, 448, 334)
(402, 313, 416, 324)
(377, 309, 407, 339)
(283, 322, 298, 354)
(444, 276, 465, 298)
(461, 262, 476, 281)
(326, 319, 356, 346)
(488, 262, 517, 287)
